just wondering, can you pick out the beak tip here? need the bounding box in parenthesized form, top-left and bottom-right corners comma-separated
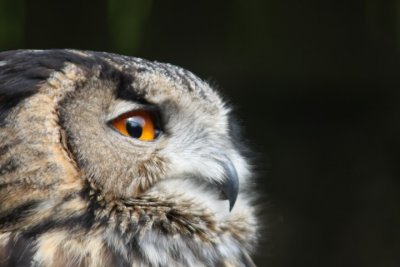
(229, 198, 237, 212)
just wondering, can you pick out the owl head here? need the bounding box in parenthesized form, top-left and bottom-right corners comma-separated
(0, 50, 258, 266)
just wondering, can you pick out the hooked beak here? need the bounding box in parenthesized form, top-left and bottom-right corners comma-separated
(217, 158, 239, 212)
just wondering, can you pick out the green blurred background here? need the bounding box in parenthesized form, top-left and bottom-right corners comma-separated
(1, 0, 400, 266)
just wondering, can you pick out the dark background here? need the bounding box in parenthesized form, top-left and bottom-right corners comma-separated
(1, 0, 400, 266)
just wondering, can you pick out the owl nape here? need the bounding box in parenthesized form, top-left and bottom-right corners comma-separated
(0, 49, 258, 267)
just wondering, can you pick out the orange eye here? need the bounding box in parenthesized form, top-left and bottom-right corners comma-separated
(111, 110, 160, 141)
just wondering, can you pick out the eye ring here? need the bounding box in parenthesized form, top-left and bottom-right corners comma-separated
(110, 110, 161, 141)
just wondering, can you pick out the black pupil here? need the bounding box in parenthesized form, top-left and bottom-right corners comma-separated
(126, 118, 143, 138)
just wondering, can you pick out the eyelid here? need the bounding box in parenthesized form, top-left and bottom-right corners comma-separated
(107, 101, 159, 122)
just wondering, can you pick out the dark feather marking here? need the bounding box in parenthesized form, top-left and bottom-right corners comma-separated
(115, 73, 143, 103)
(5, 235, 36, 267)
(0, 97, 28, 126)
(22, 190, 103, 238)
(0, 200, 40, 227)
(22, 205, 97, 238)
(22, 215, 89, 238)
(0, 158, 19, 175)
(0, 141, 21, 157)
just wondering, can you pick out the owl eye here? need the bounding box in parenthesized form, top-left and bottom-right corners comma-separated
(111, 110, 160, 141)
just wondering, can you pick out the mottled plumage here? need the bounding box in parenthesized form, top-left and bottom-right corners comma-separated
(0, 50, 258, 267)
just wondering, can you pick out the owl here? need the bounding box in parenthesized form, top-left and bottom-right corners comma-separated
(0, 50, 258, 267)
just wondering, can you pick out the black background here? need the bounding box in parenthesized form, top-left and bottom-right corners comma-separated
(1, 1, 400, 266)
